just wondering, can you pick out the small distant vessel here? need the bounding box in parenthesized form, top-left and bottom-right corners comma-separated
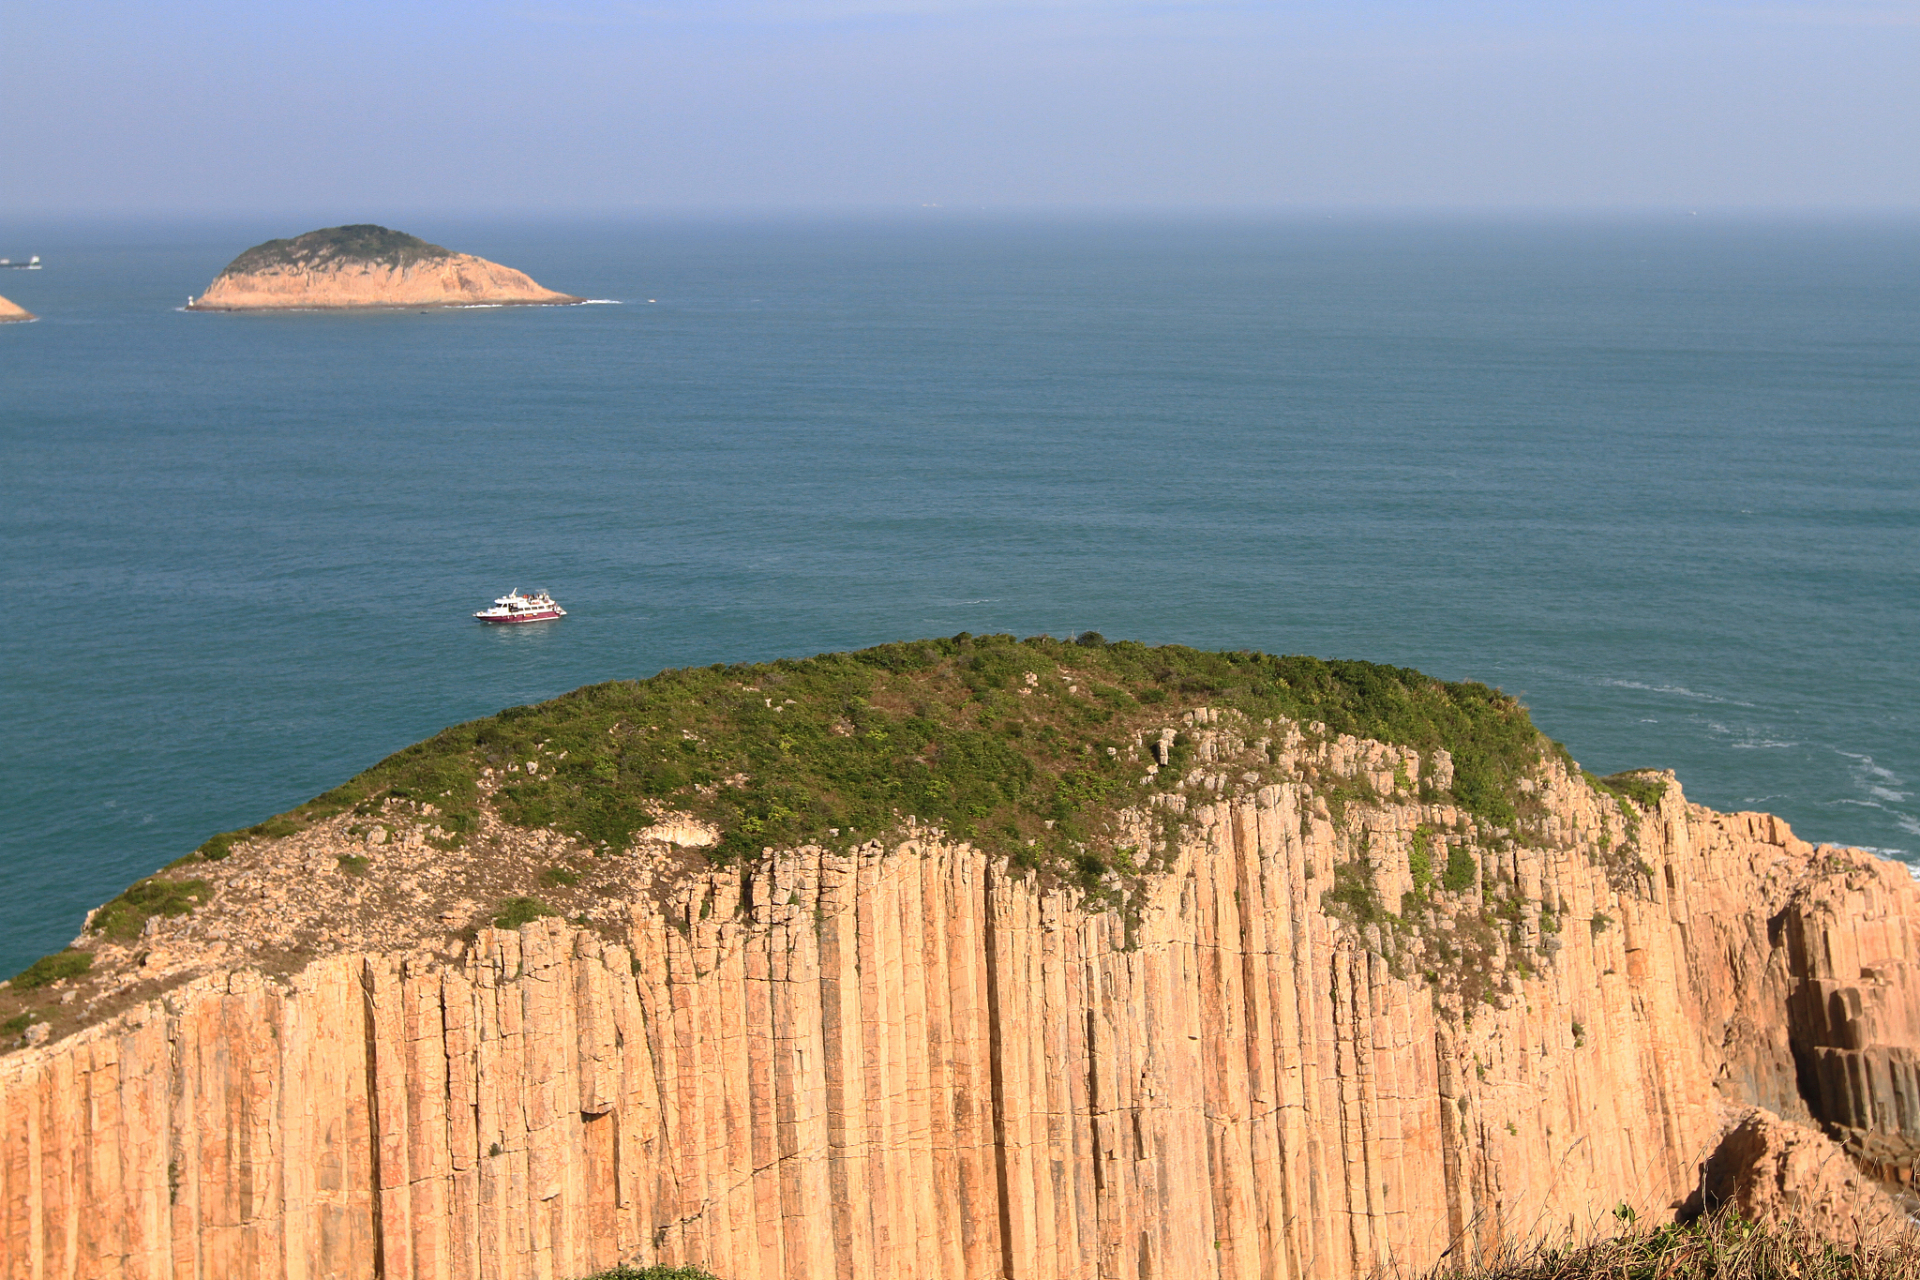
(0, 256, 40, 269)
(474, 589, 566, 624)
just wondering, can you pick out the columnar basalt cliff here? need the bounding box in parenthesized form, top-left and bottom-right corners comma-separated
(1, 639, 1915, 1279)
(0, 294, 34, 322)
(184, 224, 582, 311)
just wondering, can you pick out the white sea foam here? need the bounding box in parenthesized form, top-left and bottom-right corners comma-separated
(580, 299, 623, 305)
(1837, 750, 1903, 785)
(1730, 739, 1796, 749)
(1598, 678, 1755, 707)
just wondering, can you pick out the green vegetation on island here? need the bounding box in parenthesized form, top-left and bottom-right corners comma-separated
(217, 225, 452, 277)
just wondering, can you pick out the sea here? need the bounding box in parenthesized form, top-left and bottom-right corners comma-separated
(1, 214, 1916, 978)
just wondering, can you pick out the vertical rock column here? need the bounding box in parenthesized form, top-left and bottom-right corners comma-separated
(0, 781, 1901, 1280)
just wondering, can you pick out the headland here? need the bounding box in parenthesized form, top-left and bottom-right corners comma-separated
(0, 294, 33, 322)
(185, 224, 583, 310)
(2, 636, 1916, 1278)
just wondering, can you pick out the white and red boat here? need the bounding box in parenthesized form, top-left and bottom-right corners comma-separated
(474, 589, 566, 624)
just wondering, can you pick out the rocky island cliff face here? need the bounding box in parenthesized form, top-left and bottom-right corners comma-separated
(0, 294, 34, 322)
(1, 638, 1915, 1279)
(185, 225, 582, 311)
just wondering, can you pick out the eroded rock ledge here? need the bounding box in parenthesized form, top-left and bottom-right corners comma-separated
(2, 640, 1916, 1278)
(184, 224, 582, 311)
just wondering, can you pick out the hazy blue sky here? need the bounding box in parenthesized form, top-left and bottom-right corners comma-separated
(4, 0, 1918, 213)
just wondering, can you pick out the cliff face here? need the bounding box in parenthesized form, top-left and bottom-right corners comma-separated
(185, 225, 581, 310)
(4, 724, 1917, 1279)
(0, 294, 34, 322)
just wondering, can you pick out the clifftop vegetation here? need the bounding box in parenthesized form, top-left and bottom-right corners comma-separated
(182, 634, 1552, 880)
(217, 224, 452, 276)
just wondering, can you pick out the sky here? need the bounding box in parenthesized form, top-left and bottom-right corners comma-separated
(2, 0, 1919, 214)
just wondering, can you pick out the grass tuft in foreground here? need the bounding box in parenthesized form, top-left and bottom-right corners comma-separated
(1426, 1213, 1918, 1280)
(570, 1216, 1920, 1280)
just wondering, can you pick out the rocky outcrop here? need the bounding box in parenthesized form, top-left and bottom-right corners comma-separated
(0, 294, 34, 322)
(1699, 1109, 1909, 1242)
(2, 725, 1917, 1278)
(185, 225, 581, 311)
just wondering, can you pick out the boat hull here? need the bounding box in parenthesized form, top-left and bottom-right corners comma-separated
(475, 610, 563, 623)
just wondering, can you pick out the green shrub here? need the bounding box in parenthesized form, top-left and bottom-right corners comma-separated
(1600, 770, 1669, 809)
(1321, 861, 1384, 924)
(540, 866, 582, 888)
(336, 854, 370, 876)
(91, 879, 209, 942)
(581, 1266, 722, 1280)
(495, 897, 557, 929)
(1442, 845, 1478, 893)
(10, 950, 92, 990)
(1408, 824, 1435, 892)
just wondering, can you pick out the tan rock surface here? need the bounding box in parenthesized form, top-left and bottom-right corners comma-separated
(0, 294, 34, 322)
(2, 722, 1917, 1278)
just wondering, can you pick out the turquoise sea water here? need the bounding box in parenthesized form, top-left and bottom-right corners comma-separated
(1, 215, 1915, 977)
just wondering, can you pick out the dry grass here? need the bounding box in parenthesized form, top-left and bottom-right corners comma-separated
(573, 1214, 1918, 1280)
(1425, 1212, 1919, 1280)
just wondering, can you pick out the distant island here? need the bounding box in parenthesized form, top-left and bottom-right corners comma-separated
(0, 293, 33, 323)
(185, 224, 583, 311)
